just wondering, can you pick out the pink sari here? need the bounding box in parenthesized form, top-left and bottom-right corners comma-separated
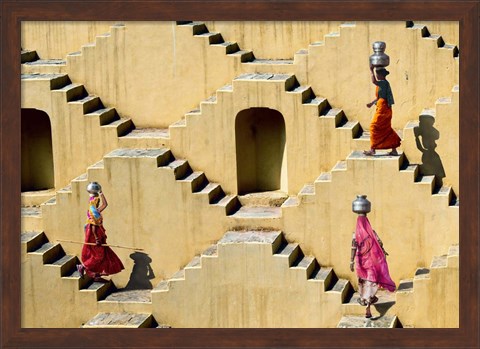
(355, 216, 396, 292)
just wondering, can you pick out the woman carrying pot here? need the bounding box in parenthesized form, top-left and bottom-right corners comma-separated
(350, 195, 396, 318)
(364, 42, 401, 156)
(77, 182, 124, 282)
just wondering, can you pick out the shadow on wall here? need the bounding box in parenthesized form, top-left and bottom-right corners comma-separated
(413, 114, 446, 188)
(124, 252, 155, 290)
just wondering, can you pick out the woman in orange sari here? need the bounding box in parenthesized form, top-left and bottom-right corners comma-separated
(364, 65, 401, 156)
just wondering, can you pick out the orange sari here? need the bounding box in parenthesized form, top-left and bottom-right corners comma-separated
(370, 86, 401, 150)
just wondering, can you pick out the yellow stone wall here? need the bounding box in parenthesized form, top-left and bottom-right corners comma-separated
(395, 245, 459, 327)
(203, 21, 344, 59)
(41, 149, 237, 288)
(282, 152, 458, 287)
(21, 21, 117, 59)
(20, 20, 459, 328)
(152, 231, 347, 328)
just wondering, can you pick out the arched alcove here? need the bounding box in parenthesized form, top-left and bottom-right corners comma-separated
(21, 108, 55, 191)
(235, 108, 287, 195)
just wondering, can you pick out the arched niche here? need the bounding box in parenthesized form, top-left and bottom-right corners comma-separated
(21, 108, 55, 191)
(235, 108, 287, 195)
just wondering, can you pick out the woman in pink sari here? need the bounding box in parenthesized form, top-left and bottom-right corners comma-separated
(350, 215, 396, 318)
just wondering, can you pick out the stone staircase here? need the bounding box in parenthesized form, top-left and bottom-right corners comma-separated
(152, 230, 358, 327)
(21, 73, 168, 148)
(82, 312, 160, 328)
(395, 244, 459, 327)
(406, 21, 459, 58)
(284, 150, 458, 209)
(21, 49, 67, 74)
(22, 231, 114, 300)
(21, 231, 171, 327)
(337, 315, 399, 328)
(177, 21, 299, 74)
(169, 72, 364, 194)
(177, 21, 255, 63)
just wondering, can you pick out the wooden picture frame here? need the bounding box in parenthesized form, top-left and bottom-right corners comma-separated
(2, 0, 478, 347)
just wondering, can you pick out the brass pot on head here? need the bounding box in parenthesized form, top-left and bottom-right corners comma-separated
(369, 41, 390, 68)
(352, 195, 371, 215)
(87, 181, 102, 195)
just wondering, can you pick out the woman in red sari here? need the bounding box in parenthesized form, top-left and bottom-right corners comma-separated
(77, 186, 124, 282)
(364, 65, 401, 156)
(350, 215, 396, 318)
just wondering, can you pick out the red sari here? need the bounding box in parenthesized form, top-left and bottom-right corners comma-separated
(81, 196, 124, 277)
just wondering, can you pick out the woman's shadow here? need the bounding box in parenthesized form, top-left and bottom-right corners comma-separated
(123, 252, 155, 290)
(413, 114, 446, 188)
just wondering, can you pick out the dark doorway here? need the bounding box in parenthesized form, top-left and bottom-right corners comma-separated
(21, 108, 54, 191)
(235, 108, 287, 195)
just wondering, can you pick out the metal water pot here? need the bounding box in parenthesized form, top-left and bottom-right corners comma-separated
(87, 181, 102, 194)
(352, 195, 371, 214)
(369, 41, 390, 67)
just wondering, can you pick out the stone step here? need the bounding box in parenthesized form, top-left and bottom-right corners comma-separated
(337, 315, 398, 328)
(82, 312, 155, 328)
(52, 83, 88, 102)
(237, 191, 288, 207)
(102, 289, 152, 303)
(195, 32, 224, 44)
(84, 107, 118, 126)
(309, 266, 334, 290)
(413, 267, 431, 280)
(21, 189, 56, 206)
(246, 58, 294, 65)
(102, 118, 135, 137)
(21, 73, 70, 90)
(21, 59, 67, 74)
(230, 206, 282, 219)
(21, 49, 39, 63)
(178, 171, 208, 192)
(448, 244, 459, 257)
(195, 182, 224, 203)
(45, 254, 78, 276)
(281, 196, 300, 208)
(327, 278, 352, 302)
(201, 244, 218, 257)
(396, 279, 414, 293)
(210, 41, 240, 54)
(219, 230, 282, 246)
(164, 159, 190, 180)
(291, 255, 317, 278)
(80, 280, 114, 301)
(30, 242, 64, 264)
(430, 254, 448, 269)
(233, 73, 297, 90)
(21, 231, 47, 252)
(21, 206, 42, 219)
(274, 242, 300, 266)
(69, 95, 103, 114)
(214, 194, 241, 215)
(342, 289, 396, 317)
(227, 50, 255, 62)
(121, 128, 170, 139)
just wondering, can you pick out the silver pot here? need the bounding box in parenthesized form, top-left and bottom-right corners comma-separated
(86, 181, 102, 194)
(369, 41, 390, 67)
(352, 195, 371, 214)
